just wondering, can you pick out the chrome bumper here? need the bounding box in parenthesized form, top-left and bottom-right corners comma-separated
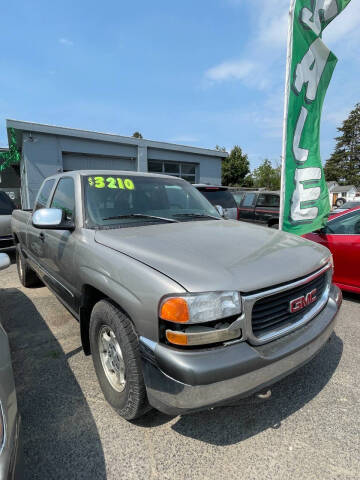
(140, 284, 342, 415)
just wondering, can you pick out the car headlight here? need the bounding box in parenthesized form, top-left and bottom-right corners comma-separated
(159, 291, 242, 324)
(0, 402, 5, 455)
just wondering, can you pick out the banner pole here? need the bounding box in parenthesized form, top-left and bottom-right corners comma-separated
(279, 0, 296, 231)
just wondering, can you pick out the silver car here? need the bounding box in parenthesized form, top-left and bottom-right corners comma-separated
(0, 193, 16, 252)
(0, 253, 22, 479)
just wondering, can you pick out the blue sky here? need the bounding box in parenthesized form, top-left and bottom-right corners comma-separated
(1, 0, 359, 170)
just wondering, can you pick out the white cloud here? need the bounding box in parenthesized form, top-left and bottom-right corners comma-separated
(205, 60, 254, 82)
(59, 37, 74, 46)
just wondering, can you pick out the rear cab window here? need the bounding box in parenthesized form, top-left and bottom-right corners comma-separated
(34, 179, 55, 212)
(0, 192, 16, 215)
(256, 194, 280, 208)
(198, 188, 237, 209)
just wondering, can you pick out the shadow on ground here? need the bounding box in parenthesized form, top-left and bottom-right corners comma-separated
(138, 333, 343, 446)
(0, 287, 106, 480)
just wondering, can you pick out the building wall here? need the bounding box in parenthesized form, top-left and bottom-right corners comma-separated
(20, 132, 223, 208)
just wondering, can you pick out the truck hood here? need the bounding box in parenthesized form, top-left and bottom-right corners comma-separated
(94, 220, 330, 293)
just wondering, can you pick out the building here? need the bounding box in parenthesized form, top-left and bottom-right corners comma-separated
(0, 148, 21, 207)
(4, 119, 228, 209)
(327, 181, 359, 206)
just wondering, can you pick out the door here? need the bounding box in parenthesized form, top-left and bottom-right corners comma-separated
(255, 193, 280, 225)
(308, 210, 360, 289)
(27, 179, 56, 268)
(238, 193, 257, 221)
(42, 177, 78, 311)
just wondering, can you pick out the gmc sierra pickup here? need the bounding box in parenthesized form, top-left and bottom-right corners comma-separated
(12, 171, 342, 420)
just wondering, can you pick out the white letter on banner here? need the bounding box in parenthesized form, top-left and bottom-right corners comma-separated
(301, 0, 338, 35)
(293, 107, 309, 163)
(291, 168, 321, 222)
(293, 38, 330, 102)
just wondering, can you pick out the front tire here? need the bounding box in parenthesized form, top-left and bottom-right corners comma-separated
(89, 300, 150, 420)
(16, 245, 42, 288)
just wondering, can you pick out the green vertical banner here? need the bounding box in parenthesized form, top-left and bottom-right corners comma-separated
(280, 0, 351, 235)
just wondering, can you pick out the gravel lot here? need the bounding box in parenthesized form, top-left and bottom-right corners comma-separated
(1, 259, 359, 480)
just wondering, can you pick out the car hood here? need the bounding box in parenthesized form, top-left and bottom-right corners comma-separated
(94, 220, 330, 293)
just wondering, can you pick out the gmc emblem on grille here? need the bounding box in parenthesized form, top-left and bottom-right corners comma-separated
(289, 289, 317, 313)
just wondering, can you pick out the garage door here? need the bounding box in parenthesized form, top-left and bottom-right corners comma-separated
(62, 153, 136, 172)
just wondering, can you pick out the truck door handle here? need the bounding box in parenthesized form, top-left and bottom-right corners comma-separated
(39, 232, 45, 242)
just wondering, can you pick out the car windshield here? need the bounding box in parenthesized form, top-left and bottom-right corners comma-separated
(340, 201, 360, 209)
(84, 174, 221, 228)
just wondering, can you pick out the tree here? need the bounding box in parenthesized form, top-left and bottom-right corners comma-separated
(132, 131, 143, 139)
(222, 146, 250, 186)
(252, 159, 281, 190)
(324, 103, 360, 187)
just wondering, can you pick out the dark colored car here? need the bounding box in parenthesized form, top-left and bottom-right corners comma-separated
(304, 207, 360, 294)
(194, 185, 238, 219)
(0, 193, 16, 251)
(237, 191, 280, 228)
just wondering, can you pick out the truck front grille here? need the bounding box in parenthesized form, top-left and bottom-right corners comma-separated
(251, 271, 328, 338)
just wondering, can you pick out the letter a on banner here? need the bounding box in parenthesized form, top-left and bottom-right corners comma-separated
(279, 0, 351, 235)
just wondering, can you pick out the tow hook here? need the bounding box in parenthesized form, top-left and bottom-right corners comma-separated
(256, 389, 272, 400)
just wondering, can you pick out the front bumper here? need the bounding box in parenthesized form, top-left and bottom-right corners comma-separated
(140, 284, 342, 415)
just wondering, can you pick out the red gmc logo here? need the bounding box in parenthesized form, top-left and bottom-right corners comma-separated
(289, 289, 317, 313)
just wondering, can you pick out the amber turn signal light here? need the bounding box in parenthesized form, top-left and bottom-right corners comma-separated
(160, 297, 190, 323)
(166, 330, 188, 346)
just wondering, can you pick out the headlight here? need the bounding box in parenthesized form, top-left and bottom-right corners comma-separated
(160, 291, 241, 324)
(0, 402, 5, 455)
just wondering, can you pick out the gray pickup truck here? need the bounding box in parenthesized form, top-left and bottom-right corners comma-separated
(12, 171, 342, 420)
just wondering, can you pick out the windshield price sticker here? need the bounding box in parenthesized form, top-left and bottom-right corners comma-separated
(88, 176, 135, 190)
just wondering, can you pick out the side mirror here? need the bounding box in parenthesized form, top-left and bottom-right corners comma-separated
(215, 205, 225, 217)
(0, 253, 10, 271)
(32, 208, 75, 231)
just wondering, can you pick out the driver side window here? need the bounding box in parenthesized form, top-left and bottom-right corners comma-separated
(326, 211, 360, 235)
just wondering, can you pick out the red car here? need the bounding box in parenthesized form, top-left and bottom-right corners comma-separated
(304, 207, 360, 294)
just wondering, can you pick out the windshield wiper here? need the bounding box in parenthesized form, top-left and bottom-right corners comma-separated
(102, 213, 179, 223)
(173, 213, 220, 220)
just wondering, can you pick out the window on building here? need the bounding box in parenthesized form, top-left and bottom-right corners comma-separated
(148, 160, 197, 183)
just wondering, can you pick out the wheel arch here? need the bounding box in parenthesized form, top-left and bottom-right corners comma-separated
(79, 284, 134, 355)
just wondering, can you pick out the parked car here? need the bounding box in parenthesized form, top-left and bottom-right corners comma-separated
(303, 207, 360, 294)
(237, 191, 280, 228)
(0, 192, 16, 251)
(12, 171, 341, 419)
(332, 200, 360, 213)
(194, 185, 238, 219)
(0, 253, 22, 479)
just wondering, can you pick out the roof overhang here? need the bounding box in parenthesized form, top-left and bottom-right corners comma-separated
(6, 119, 228, 159)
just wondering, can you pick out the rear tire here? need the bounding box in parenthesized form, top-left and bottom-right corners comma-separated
(89, 300, 150, 420)
(335, 198, 345, 207)
(16, 245, 42, 288)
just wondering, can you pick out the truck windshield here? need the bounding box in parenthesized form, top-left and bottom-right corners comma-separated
(83, 174, 221, 228)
